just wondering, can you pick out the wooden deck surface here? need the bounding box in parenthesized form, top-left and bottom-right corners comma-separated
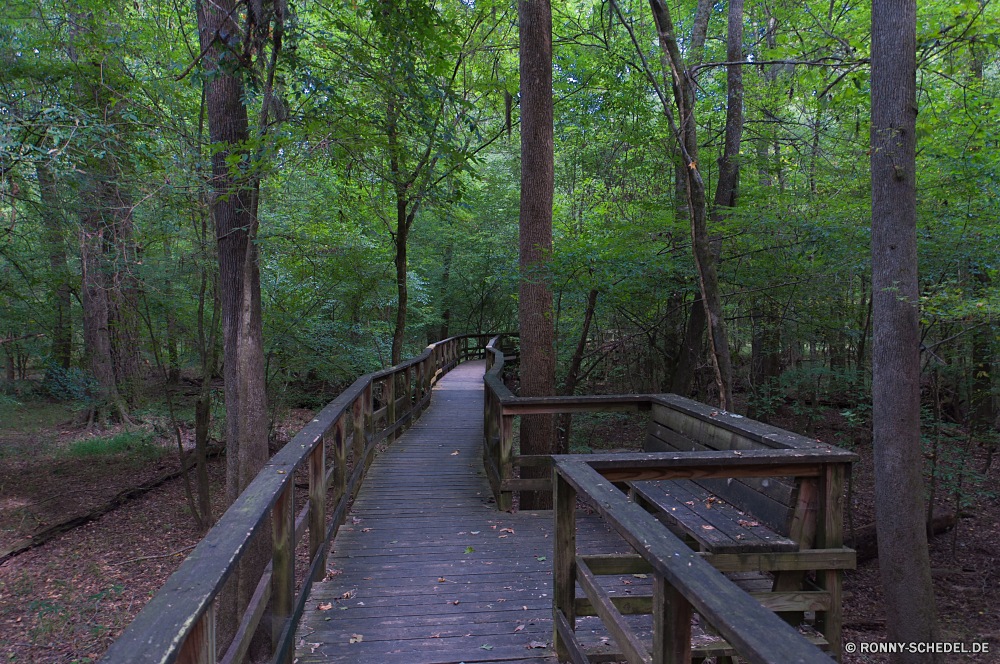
(294, 360, 638, 664)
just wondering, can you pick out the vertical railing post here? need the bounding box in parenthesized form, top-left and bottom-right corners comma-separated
(498, 412, 514, 511)
(334, 413, 347, 522)
(271, 481, 294, 663)
(386, 373, 396, 442)
(351, 395, 364, 499)
(405, 365, 413, 422)
(816, 463, 845, 662)
(553, 466, 577, 662)
(176, 603, 215, 664)
(364, 381, 374, 471)
(653, 574, 692, 664)
(309, 437, 327, 581)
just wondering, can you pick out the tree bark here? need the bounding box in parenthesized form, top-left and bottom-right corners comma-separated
(871, 0, 939, 659)
(197, 0, 271, 654)
(711, 0, 744, 212)
(518, 0, 556, 510)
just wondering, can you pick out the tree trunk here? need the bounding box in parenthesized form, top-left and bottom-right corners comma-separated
(518, 0, 556, 510)
(197, 0, 271, 654)
(556, 289, 598, 454)
(439, 242, 454, 341)
(711, 0, 744, 212)
(649, 0, 734, 410)
(871, 0, 939, 658)
(37, 162, 72, 370)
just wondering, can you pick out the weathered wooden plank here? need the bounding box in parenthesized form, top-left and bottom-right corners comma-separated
(555, 460, 835, 664)
(575, 557, 651, 664)
(555, 608, 591, 664)
(653, 573, 691, 664)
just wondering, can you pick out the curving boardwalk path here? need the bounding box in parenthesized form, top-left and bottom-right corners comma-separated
(294, 360, 636, 664)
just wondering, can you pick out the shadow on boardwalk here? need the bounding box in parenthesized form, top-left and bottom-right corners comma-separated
(294, 360, 635, 664)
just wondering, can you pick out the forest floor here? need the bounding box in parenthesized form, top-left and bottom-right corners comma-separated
(0, 400, 997, 662)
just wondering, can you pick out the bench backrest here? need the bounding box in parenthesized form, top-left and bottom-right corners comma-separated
(644, 400, 812, 537)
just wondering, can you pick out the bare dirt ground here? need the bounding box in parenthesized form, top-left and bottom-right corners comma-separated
(1, 401, 997, 663)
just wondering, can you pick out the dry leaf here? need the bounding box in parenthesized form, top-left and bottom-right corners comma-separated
(514, 625, 525, 632)
(453, 600, 460, 605)
(361, 527, 372, 532)
(451, 451, 459, 455)
(528, 641, 547, 649)
(702, 525, 715, 530)
(500, 528, 514, 534)
(317, 603, 332, 611)
(349, 634, 363, 644)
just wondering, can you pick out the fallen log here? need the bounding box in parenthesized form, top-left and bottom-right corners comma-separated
(850, 506, 956, 562)
(0, 446, 223, 565)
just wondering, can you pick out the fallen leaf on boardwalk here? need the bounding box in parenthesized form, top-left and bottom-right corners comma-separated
(535, 555, 546, 561)
(633, 574, 647, 579)
(622, 579, 632, 585)
(317, 603, 333, 610)
(499, 535, 508, 538)
(737, 519, 759, 528)
(465, 546, 475, 553)
(500, 528, 514, 534)
(349, 634, 363, 644)
(309, 643, 322, 654)
(338, 607, 347, 610)
(498, 598, 506, 602)
(514, 625, 525, 632)
(528, 641, 547, 649)
(430, 633, 441, 638)
(390, 540, 398, 544)
(340, 591, 353, 599)
(685, 501, 695, 506)
(438, 577, 447, 582)
(702, 525, 715, 530)
(363, 577, 372, 580)
(357, 601, 364, 605)
(523, 605, 528, 610)
(352, 517, 363, 524)
(451, 451, 459, 455)
(481, 644, 494, 651)
(453, 600, 460, 605)
(458, 531, 467, 535)
(361, 527, 372, 532)
(471, 531, 480, 534)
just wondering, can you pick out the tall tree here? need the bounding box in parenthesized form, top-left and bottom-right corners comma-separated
(648, 0, 734, 410)
(870, 0, 939, 660)
(196, 0, 272, 654)
(518, 0, 556, 510)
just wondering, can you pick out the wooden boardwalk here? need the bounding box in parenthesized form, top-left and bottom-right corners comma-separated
(294, 360, 637, 664)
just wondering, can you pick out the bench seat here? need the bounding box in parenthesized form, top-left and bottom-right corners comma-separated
(631, 479, 799, 554)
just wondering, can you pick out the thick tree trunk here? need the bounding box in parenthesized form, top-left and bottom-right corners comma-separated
(871, 0, 939, 659)
(518, 0, 556, 510)
(37, 162, 72, 370)
(391, 200, 417, 366)
(197, 0, 271, 655)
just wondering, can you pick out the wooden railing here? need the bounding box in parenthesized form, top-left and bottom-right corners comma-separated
(100, 333, 494, 664)
(482, 333, 857, 662)
(552, 451, 854, 664)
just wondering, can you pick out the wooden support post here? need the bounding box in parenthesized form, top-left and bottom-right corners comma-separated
(653, 574, 692, 664)
(364, 382, 374, 471)
(816, 464, 845, 663)
(773, 477, 819, 626)
(176, 603, 215, 664)
(271, 482, 294, 663)
(553, 468, 577, 662)
(386, 373, 396, 442)
(309, 439, 326, 581)
(351, 396, 364, 498)
(405, 365, 413, 425)
(498, 412, 514, 511)
(334, 413, 348, 522)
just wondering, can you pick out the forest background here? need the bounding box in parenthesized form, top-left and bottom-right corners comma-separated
(1, 0, 999, 661)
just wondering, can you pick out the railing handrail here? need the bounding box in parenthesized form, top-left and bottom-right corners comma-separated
(100, 333, 497, 664)
(553, 458, 840, 664)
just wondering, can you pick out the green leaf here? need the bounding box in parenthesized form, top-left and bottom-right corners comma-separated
(480, 644, 493, 651)
(465, 546, 475, 554)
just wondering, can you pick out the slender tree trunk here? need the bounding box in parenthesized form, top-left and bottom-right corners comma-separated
(518, 0, 556, 510)
(37, 162, 72, 369)
(649, 0, 734, 410)
(556, 289, 598, 454)
(197, 0, 271, 654)
(712, 0, 744, 212)
(871, 0, 939, 659)
(439, 242, 454, 341)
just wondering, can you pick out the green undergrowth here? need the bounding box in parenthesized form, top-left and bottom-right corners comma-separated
(65, 431, 167, 463)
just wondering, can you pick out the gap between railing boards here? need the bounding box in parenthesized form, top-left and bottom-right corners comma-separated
(99, 333, 496, 664)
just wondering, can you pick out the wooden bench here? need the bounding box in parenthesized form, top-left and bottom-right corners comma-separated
(628, 395, 853, 660)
